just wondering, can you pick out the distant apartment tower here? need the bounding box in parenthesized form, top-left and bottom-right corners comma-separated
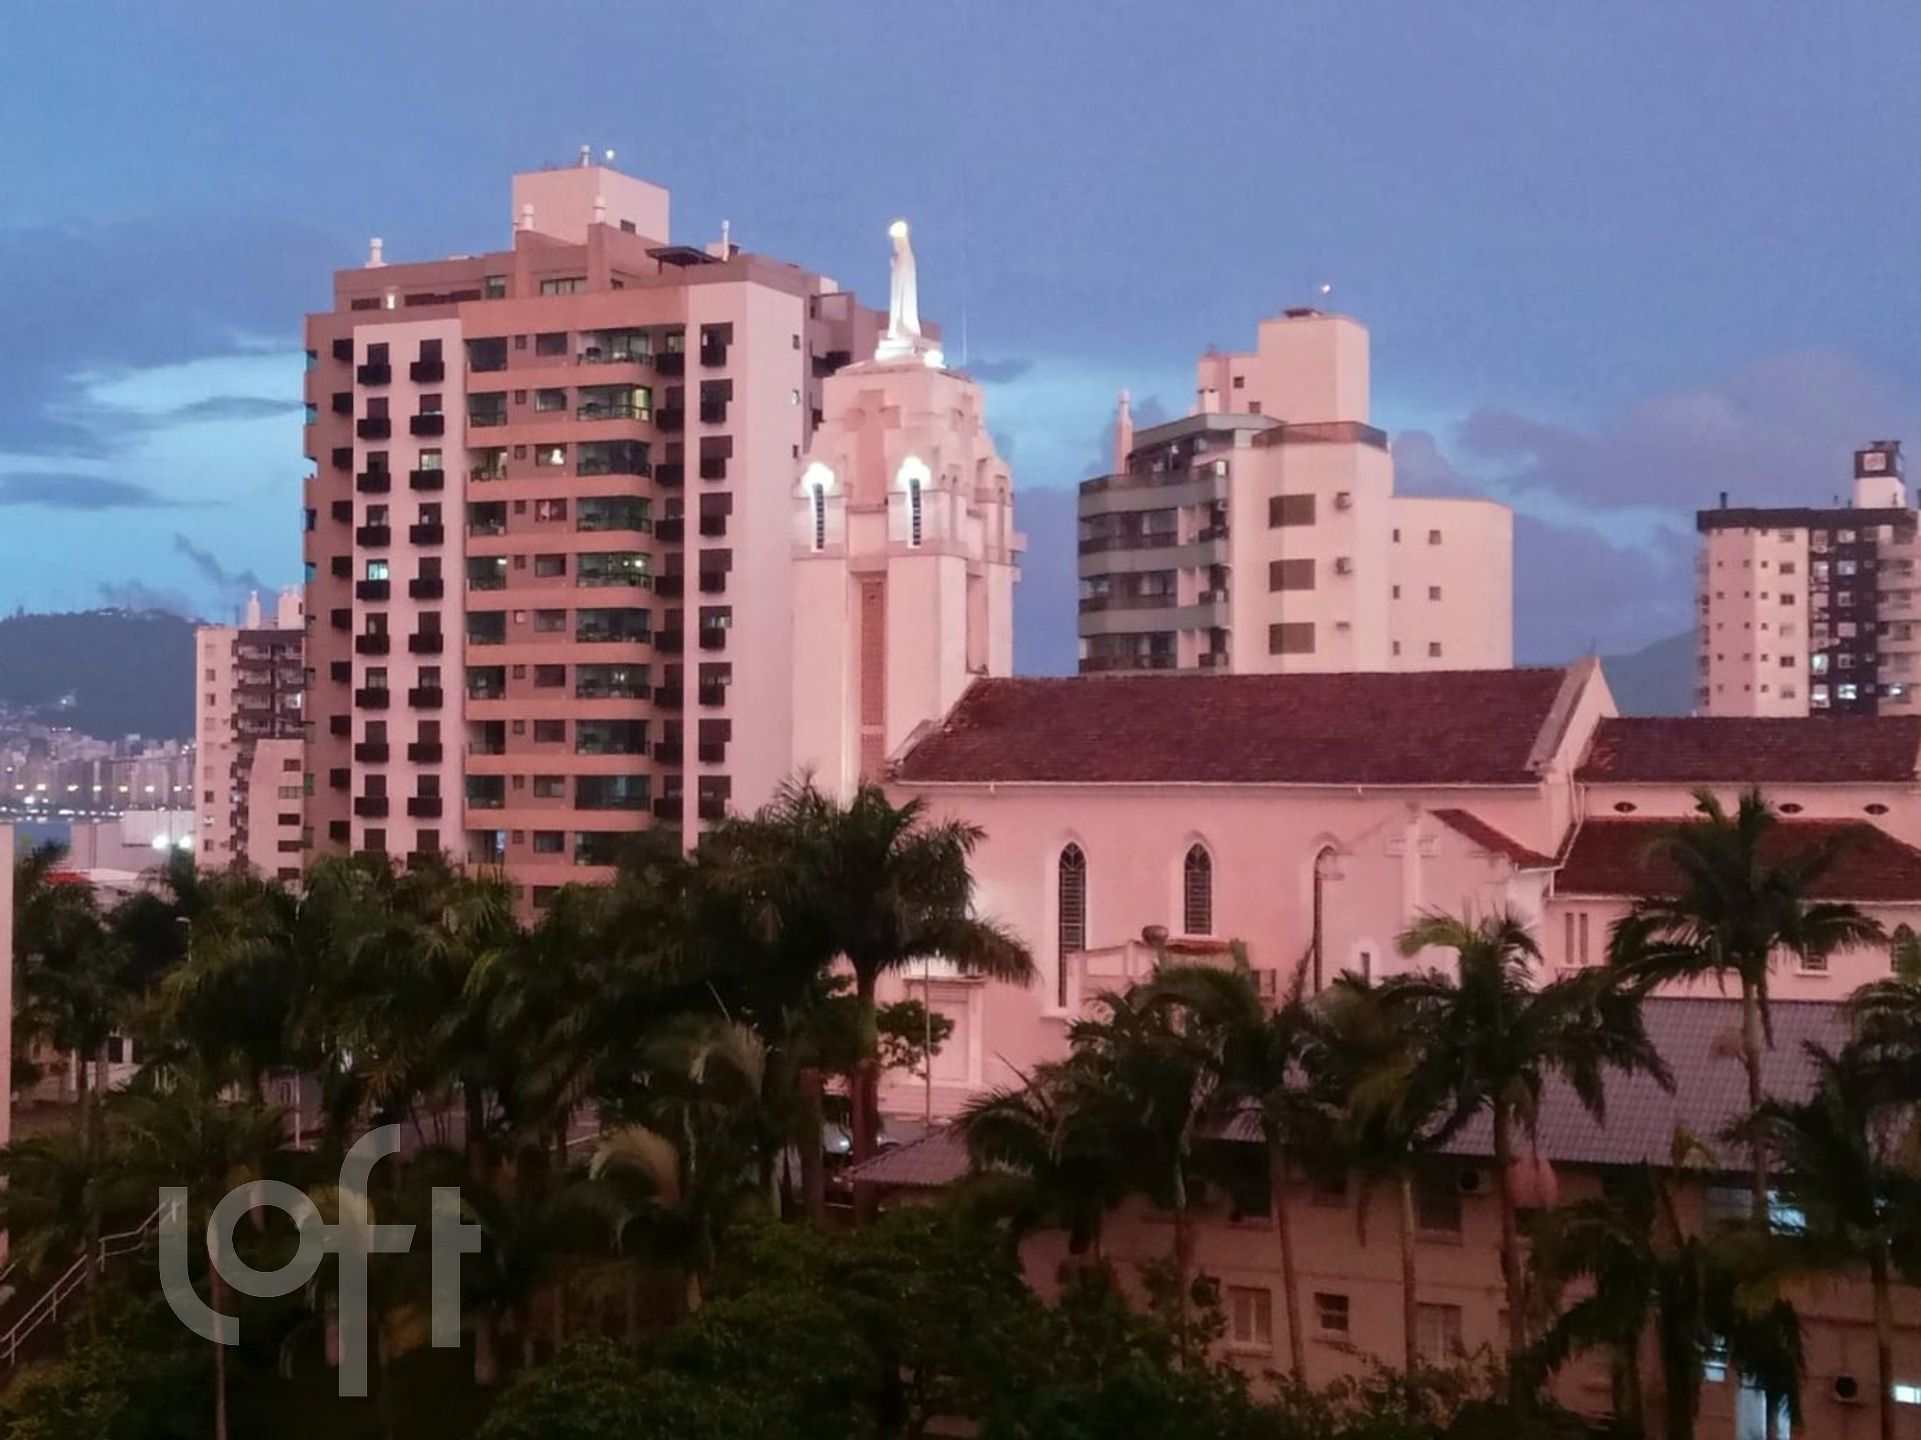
(1077, 310, 1511, 674)
(302, 160, 883, 902)
(1696, 439, 1917, 716)
(195, 588, 305, 878)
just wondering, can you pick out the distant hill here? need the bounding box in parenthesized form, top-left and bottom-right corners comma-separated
(1595, 630, 1694, 716)
(0, 610, 197, 740)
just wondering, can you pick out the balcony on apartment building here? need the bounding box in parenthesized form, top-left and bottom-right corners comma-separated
(353, 685, 391, 709)
(356, 416, 392, 440)
(580, 329, 652, 366)
(354, 796, 390, 818)
(406, 796, 444, 819)
(354, 633, 391, 656)
(356, 524, 392, 548)
(356, 361, 391, 386)
(356, 468, 392, 494)
(408, 631, 444, 654)
(652, 346, 685, 377)
(408, 522, 446, 546)
(410, 412, 446, 438)
(406, 741, 443, 763)
(355, 579, 391, 601)
(409, 357, 445, 384)
(410, 467, 446, 492)
(409, 577, 446, 600)
(407, 685, 445, 709)
(353, 742, 389, 763)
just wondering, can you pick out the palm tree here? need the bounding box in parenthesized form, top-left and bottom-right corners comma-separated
(743, 781, 1033, 1186)
(13, 841, 124, 1140)
(1303, 972, 1456, 1376)
(1528, 1148, 1804, 1440)
(1395, 910, 1670, 1378)
(955, 1057, 1135, 1265)
(1133, 959, 1319, 1384)
(1743, 1046, 1914, 1440)
(1608, 789, 1882, 1228)
(108, 1072, 290, 1440)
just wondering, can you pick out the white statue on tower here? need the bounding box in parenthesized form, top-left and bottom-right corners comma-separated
(875, 219, 944, 367)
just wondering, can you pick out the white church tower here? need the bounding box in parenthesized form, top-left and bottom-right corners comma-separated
(791, 221, 1022, 794)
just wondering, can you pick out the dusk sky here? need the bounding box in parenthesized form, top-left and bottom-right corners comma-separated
(8, 3, 1921, 671)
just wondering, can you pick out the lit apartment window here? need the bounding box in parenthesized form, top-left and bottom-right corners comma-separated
(1057, 844, 1087, 1008)
(1182, 845, 1212, 935)
(1226, 1286, 1272, 1351)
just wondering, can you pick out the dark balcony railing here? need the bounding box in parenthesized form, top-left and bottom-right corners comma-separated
(468, 465, 508, 483)
(409, 413, 446, 438)
(1077, 531, 1181, 556)
(576, 402, 648, 422)
(407, 632, 444, 654)
(353, 742, 389, 763)
(332, 339, 354, 362)
(329, 660, 351, 682)
(698, 515, 727, 537)
(468, 411, 508, 429)
(698, 458, 727, 481)
(698, 343, 728, 368)
(331, 446, 354, 471)
(354, 633, 391, 656)
(655, 462, 684, 487)
(652, 797, 681, 819)
(697, 570, 727, 593)
(408, 578, 445, 601)
(698, 402, 728, 425)
(655, 629, 684, 652)
(356, 417, 392, 440)
(330, 393, 353, 415)
(328, 767, 350, 790)
(354, 796, 390, 818)
(655, 687, 683, 710)
(355, 524, 392, 548)
(409, 468, 445, 491)
(408, 523, 446, 546)
(407, 685, 445, 709)
(655, 518, 685, 542)
(409, 359, 445, 384)
(356, 363, 391, 386)
(356, 469, 392, 494)
(406, 742, 443, 764)
(697, 683, 727, 706)
(652, 742, 683, 764)
(653, 351, 685, 377)
(697, 742, 727, 764)
(697, 796, 726, 822)
(355, 580, 391, 601)
(406, 796, 444, 818)
(468, 519, 507, 537)
(329, 607, 351, 630)
(655, 407, 685, 431)
(699, 629, 727, 650)
(353, 686, 391, 709)
(1198, 651, 1230, 669)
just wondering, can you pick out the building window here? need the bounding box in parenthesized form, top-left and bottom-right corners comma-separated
(1269, 558, 1314, 592)
(1057, 844, 1087, 1008)
(811, 482, 827, 551)
(1314, 1292, 1350, 1335)
(537, 279, 584, 296)
(1415, 1173, 1463, 1235)
(1416, 1303, 1464, 1363)
(1226, 1286, 1273, 1352)
(1182, 845, 1212, 936)
(1269, 493, 1316, 527)
(1427, 642, 1442, 658)
(1428, 585, 1442, 600)
(908, 477, 924, 547)
(1270, 622, 1315, 655)
(1427, 529, 1442, 545)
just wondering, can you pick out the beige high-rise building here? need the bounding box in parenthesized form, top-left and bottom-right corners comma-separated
(195, 588, 305, 878)
(1696, 439, 1917, 716)
(1077, 310, 1512, 674)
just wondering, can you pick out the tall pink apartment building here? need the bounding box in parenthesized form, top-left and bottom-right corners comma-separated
(301, 160, 885, 901)
(1078, 311, 1512, 674)
(194, 588, 305, 879)
(1697, 438, 1919, 716)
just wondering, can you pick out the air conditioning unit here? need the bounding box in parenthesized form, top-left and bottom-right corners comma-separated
(1833, 1374, 1864, 1405)
(1456, 1169, 1488, 1197)
(1334, 491, 1352, 510)
(1334, 557, 1353, 576)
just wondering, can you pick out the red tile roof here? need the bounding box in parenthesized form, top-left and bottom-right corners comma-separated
(845, 1128, 971, 1188)
(1557, 816, 1921, 902)
(893, 668, 1576, 787)
(1579, 716, 1921, 785)
(1428, 809, 1556, 869)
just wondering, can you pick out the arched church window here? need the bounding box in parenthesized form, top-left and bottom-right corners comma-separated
(1183, 845, 1213, 936)
(1058, 844, 1087, 1007)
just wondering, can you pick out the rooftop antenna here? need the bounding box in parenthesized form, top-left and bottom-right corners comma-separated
(579, 144, 592, 168)
(720, 219, 731, 256)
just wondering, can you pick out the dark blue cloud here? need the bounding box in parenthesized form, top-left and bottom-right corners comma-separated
(967, 356, 1034, 384)
(162, 396, 308, 424)
(0, 473, 176, 509)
